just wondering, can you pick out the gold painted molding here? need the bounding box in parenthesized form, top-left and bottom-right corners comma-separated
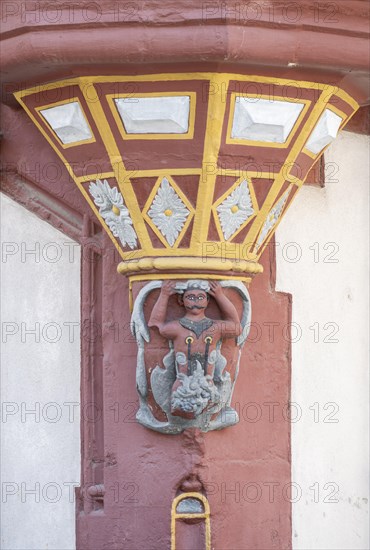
(117, 256, 263, 275)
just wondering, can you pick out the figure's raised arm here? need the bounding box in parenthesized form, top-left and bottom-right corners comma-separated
(208, 281, 242, 338)
(148, 281, 179, 339)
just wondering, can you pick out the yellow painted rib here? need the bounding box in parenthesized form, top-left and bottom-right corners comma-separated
(80, 83, 151, 249)
(191, 74, 230, 249)
(15, 74, 358, 97)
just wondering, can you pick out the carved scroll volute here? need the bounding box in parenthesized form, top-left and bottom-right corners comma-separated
(131, 279, 251, 434)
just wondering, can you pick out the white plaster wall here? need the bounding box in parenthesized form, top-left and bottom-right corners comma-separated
(276, 132, 369, 549)
(0, 194, 81, 550)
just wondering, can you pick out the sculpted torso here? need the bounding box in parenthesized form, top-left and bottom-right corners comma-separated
(148, 281, 242, 418)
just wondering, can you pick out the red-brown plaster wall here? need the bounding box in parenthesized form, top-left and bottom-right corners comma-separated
(1, 2, 368, 544)
(1, 1, 369, 104)
(72, 234, 292, 550)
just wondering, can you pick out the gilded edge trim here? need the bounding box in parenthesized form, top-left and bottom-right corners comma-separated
(190, 74, 229, 250)
(14, 73, 360, 102)
(118, 256, 263, 274)
(171, 492, 211, 550)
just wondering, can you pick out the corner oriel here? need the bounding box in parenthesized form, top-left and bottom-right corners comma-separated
(13, 73, 359, 435)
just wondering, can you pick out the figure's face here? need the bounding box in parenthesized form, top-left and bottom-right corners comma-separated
(183, 289, 209, 311)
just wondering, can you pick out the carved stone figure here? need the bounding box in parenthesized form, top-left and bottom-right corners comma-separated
(131, 280, 251, 434)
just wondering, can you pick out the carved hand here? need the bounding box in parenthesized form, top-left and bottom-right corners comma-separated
(161, 280, 177, 297)
(208, 281, 224, 298)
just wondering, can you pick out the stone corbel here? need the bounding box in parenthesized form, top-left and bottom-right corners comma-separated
(130, 278, 251, 433)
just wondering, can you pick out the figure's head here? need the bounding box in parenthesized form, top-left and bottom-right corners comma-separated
(176, 280, 210, 311)
(183, 288, 209, 311)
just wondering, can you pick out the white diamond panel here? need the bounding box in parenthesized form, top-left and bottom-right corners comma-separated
(231, 97, 305, 143)
(305, 109, 343, 154)
(40, 102, 92, 144)
(115, 96, 190, 134)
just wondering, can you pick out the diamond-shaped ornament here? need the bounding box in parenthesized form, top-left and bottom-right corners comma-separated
(216, 179, 255, 240)
(147, 178, 190, 246)
(255, 187, 292, 250)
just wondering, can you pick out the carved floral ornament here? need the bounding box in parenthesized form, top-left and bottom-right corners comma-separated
(146, 177, 191, 247)
(216, 179, 255, 240)
(89, 179, 137, 249)
(13, 74, 359, 432)
(87, 175, 288, 257)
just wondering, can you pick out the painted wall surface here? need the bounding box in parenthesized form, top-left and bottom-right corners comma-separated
(76, 241, 292, 550)
(0, 193, 81, 550)
(276, 131, 369, 549)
